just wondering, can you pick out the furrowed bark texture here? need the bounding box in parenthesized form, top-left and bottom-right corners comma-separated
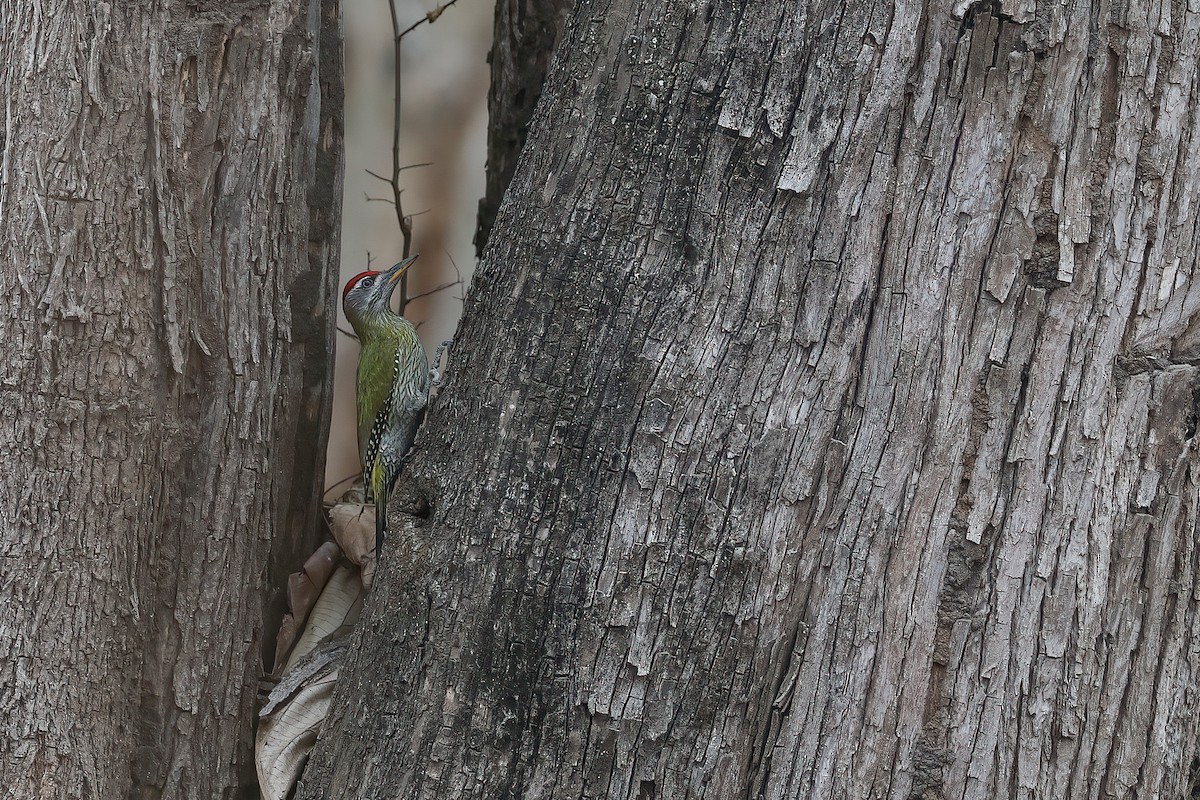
(474, 0, 571, 255)
(0, 1, 342, 797)
(304, 0, 1200, 797)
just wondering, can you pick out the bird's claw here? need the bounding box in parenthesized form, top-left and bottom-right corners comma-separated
(430, 338, 453, 387)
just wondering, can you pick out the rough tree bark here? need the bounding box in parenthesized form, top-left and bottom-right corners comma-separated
(304, 0, 1200, 798)
(0, 1, 341, 797)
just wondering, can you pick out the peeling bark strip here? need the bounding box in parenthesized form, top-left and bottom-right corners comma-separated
(0, 1, 341, 797)
(304, 0, 1200, 798)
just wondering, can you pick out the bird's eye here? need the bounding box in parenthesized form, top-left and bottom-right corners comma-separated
(361, 277, 375, 288)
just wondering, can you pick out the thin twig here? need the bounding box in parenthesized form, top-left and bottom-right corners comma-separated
(338, 326, 359, 340)
(406, 279, 463, 304)
(409, 250, 467, 319)
(323, 472, 363, 504)
(384, 0, 465, 311)
(443, 247, 466, 302)
(386, 0, 413, 309)
(365, 164, 432, 184)
(443, 247, 463, 284)
(397, 0, 464, 40)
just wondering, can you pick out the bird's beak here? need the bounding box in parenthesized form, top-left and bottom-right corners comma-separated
(376, 253, 424, 309)
(383, 253, 420, 288)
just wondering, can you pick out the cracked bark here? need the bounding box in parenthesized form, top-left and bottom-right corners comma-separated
(303, 0, 1200, 798)
(0, 1, 342, 797)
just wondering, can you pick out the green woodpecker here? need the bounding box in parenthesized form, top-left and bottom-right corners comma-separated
(342, 255, 430, 556)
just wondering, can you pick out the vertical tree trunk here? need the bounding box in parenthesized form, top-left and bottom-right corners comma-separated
(0, 1, 341, 797)
(304, 0, 1200, 797)
(474, 0, 570, 254)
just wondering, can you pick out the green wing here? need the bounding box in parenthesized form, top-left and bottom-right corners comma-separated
(356, 334, 398, 475)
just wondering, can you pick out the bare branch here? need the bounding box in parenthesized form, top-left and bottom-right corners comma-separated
(386, 0, 413, 308)
(443, 247, 464, 285)
(397, 0, 465, 40)
(405, 279, 463, 304)
(365, 164, 432, 184)
(383, 0, 465, 312)
(440, 248, 467, 303)
(364, 169, 392, 185)
(322, 472, 363, 504)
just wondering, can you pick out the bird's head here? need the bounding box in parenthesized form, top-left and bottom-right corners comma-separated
(341, 254, 419, 331)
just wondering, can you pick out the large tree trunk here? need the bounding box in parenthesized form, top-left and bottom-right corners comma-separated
(0, 1, 341, 797)
(302, 0, 1200, 797)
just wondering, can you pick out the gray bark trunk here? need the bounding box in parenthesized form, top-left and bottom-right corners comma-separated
(304, 0, 1200, 798)
(0, 1, 342, 797)
(474, 0, 570, 255)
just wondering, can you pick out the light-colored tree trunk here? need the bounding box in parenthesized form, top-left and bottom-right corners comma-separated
(0, 1, 341, 796)
(302, 0, 1200, 797)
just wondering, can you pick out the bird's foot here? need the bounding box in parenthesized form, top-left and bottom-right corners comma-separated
(430, 338, 454, 386)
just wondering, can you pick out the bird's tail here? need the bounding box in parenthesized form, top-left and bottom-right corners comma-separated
(371, 460, 388, 558)
(374, 479, 388, 561)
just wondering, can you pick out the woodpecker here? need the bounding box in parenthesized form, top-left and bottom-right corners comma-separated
(342, 254, 430, 557)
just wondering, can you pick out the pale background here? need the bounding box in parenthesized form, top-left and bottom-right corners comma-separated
(328, 0, 494, 490)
